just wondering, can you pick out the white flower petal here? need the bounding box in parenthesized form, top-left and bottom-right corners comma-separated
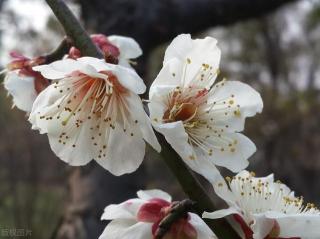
(207, 133, 256, 172)
(48, 120, 104, 166)
(108, 35, 143, 59)
(148, 85, 177, 116)
(149, 59, 183, 97)
(101, 199, 145, 220)
(163, 34, 221, 87)
(99, 219, 152, 239)
(251, 214, 274, 239)
(155, 121, 195, 162)
(152, 117, 230, 194)
(29, 84, 63, 133)
(126, 93, 161, 152)
(107, 63, 146, 94)
(179, 146, 226, 187)
(4, 71, 37, 112)
(265, 212, 320, 238)
(236, 171, 275, 186)
(33, 58, 86, 79)
(189, 213, 217, 239)
(76, 57, 146, 94)
(164, 34, 220, 67)
(95, 125, 146, 176)
(118, 221, 152, 239)
(211, 174, 237, 205)
(137, 189, 172, 202)
(163, 34, 193, 64)
(77, 57, 110, 72)
(208, 81, 263, 132)
(30, 85, 103, 166)
(202, 208, 240, 220)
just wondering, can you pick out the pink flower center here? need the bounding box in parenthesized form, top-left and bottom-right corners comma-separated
(137, 198, 197, 239)
(163, 86, 208, 123)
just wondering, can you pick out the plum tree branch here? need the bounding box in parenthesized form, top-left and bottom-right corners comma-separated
(44, 0, 240, 238)
(77, 0, 298, 54)
(158, 135, 240, 239)
(45, 0, 103, 58)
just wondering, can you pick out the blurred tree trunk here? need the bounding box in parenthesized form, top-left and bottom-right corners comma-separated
(54, 164, 145, 239)
(54, 0, 297, 238)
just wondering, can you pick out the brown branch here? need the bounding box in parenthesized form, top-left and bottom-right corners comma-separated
(158, 135, 240, 239)
(45, 0, 103, 58)
(77, 0, 298, 53)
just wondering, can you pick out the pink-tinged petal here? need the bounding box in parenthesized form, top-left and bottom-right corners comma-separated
(182, 221, 197, 239)
(9, 51, 29, 60)
(233, 214, 254, 239)
(91, 34, 120, 58)
(163, 218, 197, 239)
(137, 199, 170, 223)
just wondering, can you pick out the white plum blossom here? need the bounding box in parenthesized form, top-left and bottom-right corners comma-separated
(99, 189, 217, 239)
(29, 57, 160, 176)
(203, 170, 320, 239)
(107, 35, 142, 67)
(3, 52, 49, 112)
(149, 34, 263, 183)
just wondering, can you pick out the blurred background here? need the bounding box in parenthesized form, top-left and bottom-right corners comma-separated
(0, 0, 320, 238)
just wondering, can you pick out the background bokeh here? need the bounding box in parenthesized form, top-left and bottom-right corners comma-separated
(0, 0, 320, 238)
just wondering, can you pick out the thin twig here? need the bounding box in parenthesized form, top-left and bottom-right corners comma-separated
(45, 0, 103, 58)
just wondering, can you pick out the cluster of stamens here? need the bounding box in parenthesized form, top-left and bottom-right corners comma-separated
(156, 58, 242, 159)
(223, 173, 319, 223)
(36, 71, 139, 160)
